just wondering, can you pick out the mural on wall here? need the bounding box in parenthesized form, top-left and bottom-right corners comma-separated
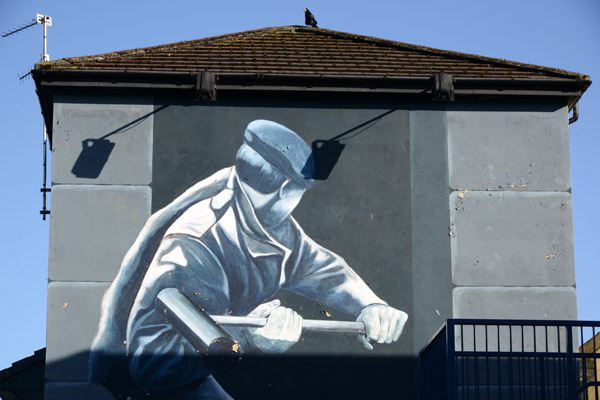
(88, 119, 408, 399)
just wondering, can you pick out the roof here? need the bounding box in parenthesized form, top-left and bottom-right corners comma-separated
(0, 348, 45, 395)
(33, 26, 591, 142)
(38, 26, 588, 81)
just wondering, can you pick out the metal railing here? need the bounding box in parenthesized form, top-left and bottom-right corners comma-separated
(419, 319, 600, 400)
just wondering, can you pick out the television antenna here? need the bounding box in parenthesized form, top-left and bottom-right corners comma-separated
(3, 14, 52, 62)
(2, 14, 53, 219)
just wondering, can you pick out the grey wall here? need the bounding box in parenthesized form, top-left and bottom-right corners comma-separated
(447, 103, 576, 322)
(406, 101, 575, 351)
(45, 94, 576, 399)
(46, 94, 154, 399)
(410, 107, 453, 352)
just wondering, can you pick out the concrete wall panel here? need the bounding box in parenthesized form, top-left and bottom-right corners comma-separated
(49, 185, 151, 282)
(46, 282, 110, 382)
(52, 95, 153, 185)
(453, 286, 577, 352)
(453, 287, 577, 320)
(450, 191, 574, 286)
(447, 105, 570, 191)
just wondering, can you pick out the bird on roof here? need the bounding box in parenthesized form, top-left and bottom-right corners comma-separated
(304, 8, 318, 27)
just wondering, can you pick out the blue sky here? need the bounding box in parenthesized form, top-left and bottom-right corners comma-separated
(0, 0, 598, 370)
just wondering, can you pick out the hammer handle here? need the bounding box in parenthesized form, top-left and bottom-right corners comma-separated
(211, 315, 366, 335)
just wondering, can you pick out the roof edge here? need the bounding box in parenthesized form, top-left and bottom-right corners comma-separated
(0, 348, 45, 384)
(32, 68, 590, 145)
(32, 68, 592, 91)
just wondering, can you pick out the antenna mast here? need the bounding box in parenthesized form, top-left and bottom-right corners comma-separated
(2, 14, 53, 219)
(37, 14, 52, 220)
(39, 14, 51, 62)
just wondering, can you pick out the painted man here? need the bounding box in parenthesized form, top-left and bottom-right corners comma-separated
(90, 120, 407, 399)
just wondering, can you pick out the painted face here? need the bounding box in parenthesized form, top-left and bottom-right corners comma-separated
(241, 178, 306, 227)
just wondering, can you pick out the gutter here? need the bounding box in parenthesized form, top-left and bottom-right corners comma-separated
(569, 102, 579, 124)
(32, 69, 591, 141)
(33, 69, 590, 90)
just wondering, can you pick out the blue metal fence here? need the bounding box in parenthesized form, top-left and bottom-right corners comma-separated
(419, 319, 600, 400)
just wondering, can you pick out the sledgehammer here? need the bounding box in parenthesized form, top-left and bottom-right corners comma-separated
(156, 288, 366, 355)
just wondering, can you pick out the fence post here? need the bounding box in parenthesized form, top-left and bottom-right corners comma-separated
(566, 323, 575, 400)
(447, 320, 456, 400)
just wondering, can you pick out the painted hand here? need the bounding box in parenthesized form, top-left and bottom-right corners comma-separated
(247, 299, 303, 353)
(356, 304, 408, 350)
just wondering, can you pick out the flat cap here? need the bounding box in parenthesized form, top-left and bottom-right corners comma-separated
(244, 120, 314, 189)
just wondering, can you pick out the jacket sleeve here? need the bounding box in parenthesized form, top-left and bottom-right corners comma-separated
(125, 235, 233, 390)
(284, 220, 387, 318)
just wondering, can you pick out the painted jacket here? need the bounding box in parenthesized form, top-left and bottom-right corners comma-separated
(90, 167, 384, 390)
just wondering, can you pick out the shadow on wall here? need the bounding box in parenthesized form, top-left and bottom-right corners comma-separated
(46, 352, 418, 400)
(70, 105, 169, 179)
(68, 104, 390, 181)
(305, 109, 397, 180)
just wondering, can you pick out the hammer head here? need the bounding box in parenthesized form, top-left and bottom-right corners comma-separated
(207, 337, 243, 369)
